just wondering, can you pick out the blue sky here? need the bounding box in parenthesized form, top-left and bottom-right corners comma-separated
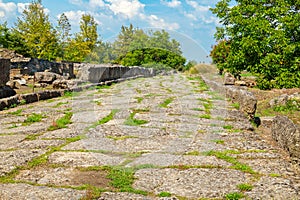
(0, 0, 222, 63)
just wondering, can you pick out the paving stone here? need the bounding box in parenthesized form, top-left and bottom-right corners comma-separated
(0, 183, 85, 200)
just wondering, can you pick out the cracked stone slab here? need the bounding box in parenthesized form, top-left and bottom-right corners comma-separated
(0, 135, 26, 150)
(133, 168, 251, 199)
(245, 176, 299, 199)
(0, 183, 85, 200)
(48, 152, 126, 167)
(0, 149, 46, 175)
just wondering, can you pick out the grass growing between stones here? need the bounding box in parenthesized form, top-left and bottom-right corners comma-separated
(124, 112, 148, 126)
(48, 112, 73, 131)
(225, 192, 244, 200)
(203, 150, 256, 174)
(89, 109, 119, 129)
(52, 102, 69, 108)
(237, 183, 253, 191)
(159, 192, 172, 197)
(105, 166, 148, 195)
(134, 97, 144, 103)
(159, 98, 174, 108)
(8, 109, 23, 116)
(22, 113, 46, 126)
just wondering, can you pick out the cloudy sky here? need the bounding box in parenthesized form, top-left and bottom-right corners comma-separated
(0, 0, 222, 62)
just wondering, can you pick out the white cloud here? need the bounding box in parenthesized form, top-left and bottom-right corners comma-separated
(186, 0, 210, 12)
(89, 0, 105, 8)
(161, 0, 181, 8)
(142, 14, 180, 30)
(69, 0, 83, 6)
(0, 1, 17, 20)
(106, 0, 145, 19)
(63, 10, 87, 26)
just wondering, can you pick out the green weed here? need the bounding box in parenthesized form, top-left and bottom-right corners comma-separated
(237, 183, 253, 191)
(199, 114, 211, 119)
(48, 112, 73, 131)
(225, 192, 244, 200)
(124, 113, 148, 126)
(8, 109, 23, 116)
(89, 109, 119, 129)
(23, 113, 45, 126)
(159, 98, 174, 108)
(159, 192, 172, 197)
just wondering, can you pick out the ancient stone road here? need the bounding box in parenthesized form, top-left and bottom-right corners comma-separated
(0, 71, 299, 199)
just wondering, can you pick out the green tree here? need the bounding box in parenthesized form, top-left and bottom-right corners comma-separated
(120, 48, 186, 70)
(211, 0, 300, 89)
(57, 13, 71, 60)
(64, 14, 98, 62)
(210, 39, 230, 74)
(113, 24, 135, 59)
(148, 30, 182, 55)
(15, 0, 60, 60)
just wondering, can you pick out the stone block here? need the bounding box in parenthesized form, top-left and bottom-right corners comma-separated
(272, 116, 300, 162)
(0, 59, 10, 87)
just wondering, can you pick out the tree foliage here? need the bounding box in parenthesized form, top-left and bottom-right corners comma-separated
(15, 0, 60, 60)
(119, 48, 186, 70)
(211, 0, 300, 89)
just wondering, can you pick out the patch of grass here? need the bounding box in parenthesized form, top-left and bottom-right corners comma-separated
(8, 123, 18, 129)
(107, 135, 137, 141)
(89, 109, 119, 129)
(124, 112, 148, 126)
(159, 98, 174, 108)
(211, 140, 225, 144)
(159, 192, 172, 197)
(19, 99, 26, 105)
(225, 192, 244, 200)
(223, 125, 233, 130)
(203, 150, 256, 174)
(237, 183, 253, 191)
(53, 101, 69, 108)
(80, 185, 105, 200)
(269, 173, 281, 177)
(63, 91, 79, 98)
(135, 88, 142, 94)
(192, 108, 204, 111)
(48, 112, 73, 131)
(106, 166, 148, 195)
(66, 135, 85, 143)
(231, 102, 240, 110)
(134, 97, 144, 103)
(199, 114, 211, 119)
(25, 133, 43, 141)
(132, 108, 150, 113)
(22, 113, 46, 126)
(184, 151, 201, 156)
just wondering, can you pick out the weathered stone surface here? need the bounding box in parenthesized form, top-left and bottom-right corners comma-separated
(269, 92, 300, 109)
(0, 86, 16, 99)
(35, 72, 63, 84)
(272, 116, 300, 162)
(53, 79, 77, 89)
(0, 59, 10, 87)
(0, 183, 85, 200)
(223, 72, 235, 85)
(226, 86, 257, 118)
(0, 71, 299, 199)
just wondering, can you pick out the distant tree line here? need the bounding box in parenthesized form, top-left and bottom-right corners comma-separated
(210, 0, 300, 89)
(0, 0, 190, 71)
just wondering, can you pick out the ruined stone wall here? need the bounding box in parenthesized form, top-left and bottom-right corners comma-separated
(0, 59, 10, 86)
(272, 116, 300, 163)
(75, 63, 156, 83)
(10, 59, 74, 78)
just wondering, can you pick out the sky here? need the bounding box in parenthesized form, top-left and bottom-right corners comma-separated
(0, 0, 222, 63)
